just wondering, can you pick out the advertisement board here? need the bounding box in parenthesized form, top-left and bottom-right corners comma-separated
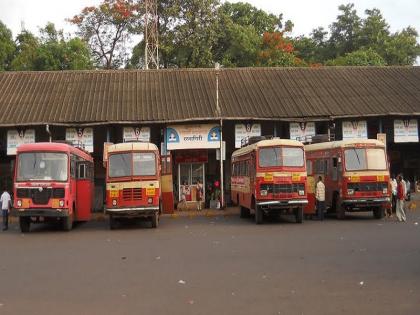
(290, 122, 316, 141)
(342, 121, 367, 139)
(7, 129, 35, 155)
(123, 127, 151, 142)
(235, 123, 261, 148)
(166, 125, 220, 150)
(66, 127, 94, 152)
(394, 119, 419, 143)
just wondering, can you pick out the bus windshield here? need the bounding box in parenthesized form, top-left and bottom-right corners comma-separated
(109, 152, 156, 178)
(17, 152, 68, 181)
(344, 148, 387, 171)
(259, 147, 304, 168)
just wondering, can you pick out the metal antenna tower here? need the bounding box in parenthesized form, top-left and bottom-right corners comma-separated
(144, 0, 159, 69)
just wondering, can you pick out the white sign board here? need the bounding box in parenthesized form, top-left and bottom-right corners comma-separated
(123, 127, 151, 142)
(66, 127, 94, 152)
(342, 121, 368, 139)
(166, 124, 220, 150)
(394, 119, 419, 143)
(290, 122, 316, 141)
(7, 129, 35, 155)
(235, 123, 261, 148)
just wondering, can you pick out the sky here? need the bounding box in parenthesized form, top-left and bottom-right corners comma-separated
(0, 0, 419, 54)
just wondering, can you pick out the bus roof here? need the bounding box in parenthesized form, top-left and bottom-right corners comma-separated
(107, 142, 159, 154)
(305, 139, 385, 152)
(232, 138, 303, 158)
(16, 142, 93, 161)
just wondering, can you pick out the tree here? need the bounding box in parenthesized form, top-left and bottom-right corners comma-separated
(68, 0, 142, 69)
(257, 32, 303, 67)
(326, 48, 385, 66)
(11, 30, 39, 71)
(0, 21, 16, 71)
(384, 27, 420, 65)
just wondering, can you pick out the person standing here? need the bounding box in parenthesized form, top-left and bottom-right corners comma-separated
(315, 176, 325, 221)
(396, 175, 406, 222)
(196, 180, 203, 211)
(390, 175, 397, 216)
(1, 187, 12, 231)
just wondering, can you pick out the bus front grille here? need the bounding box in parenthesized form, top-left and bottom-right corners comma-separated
(260, 183, 305, 196)
(122, 188, 142, 201)
(16, 188, 52, 205)
(347, 182, 387, 192)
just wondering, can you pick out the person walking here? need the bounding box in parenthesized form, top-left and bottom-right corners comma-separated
(396, 175, 406, 222)
(1, 187, 12, 231)
(315, 176, 325, 221)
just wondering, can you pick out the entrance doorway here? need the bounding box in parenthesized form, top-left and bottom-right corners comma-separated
(178, 163, 205, 203)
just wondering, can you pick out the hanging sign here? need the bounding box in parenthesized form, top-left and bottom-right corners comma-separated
(166, 124, 220, 150)
(342, 121, 367, 139)
(66, 127, 94, 152)
(290, 122, 316, 141)
(123, 127, 151, 142)
(7, 129, 35, 155)
(235, 123, 261, 148)
(394, 119, 418, 143)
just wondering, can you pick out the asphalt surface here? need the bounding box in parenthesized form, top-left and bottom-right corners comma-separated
(0, 209, 419, 315)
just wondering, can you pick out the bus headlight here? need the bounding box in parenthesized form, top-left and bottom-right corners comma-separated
(298, 190, 305, 196)
(260, 190, 268, 196)
(382, 188, 388, 194)
(347, 189, 354, 195)
(59, 200, 64, 207)
(112, 199, 117, 206)
(17, 200, 22, 207)
(148, 197, 153, 204)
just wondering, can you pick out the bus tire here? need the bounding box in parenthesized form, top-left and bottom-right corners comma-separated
(19, 217, 30, 233)
(151, 212, 159, 228)
(255, 205, 263, 225)
(109, 215, 117, 230)
(295, 207, 303, 224)
(240, 206, 250, 218)
(373, 207, 384, 219)
(336, 198, 345, 220)
(62, 214, 73, 231)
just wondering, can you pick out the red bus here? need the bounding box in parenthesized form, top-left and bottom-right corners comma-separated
(13, 142, 94, 232)
(231, 138, 308, 224)
(304, 139, 390, 219)
(104, 142, 161, 229)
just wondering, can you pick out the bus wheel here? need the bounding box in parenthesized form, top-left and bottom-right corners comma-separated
(295, 207, 303, 224)
(151, 212, 159, 228)
(336, 199, 345, 220)
(19, 217, 30, 233)
(62, 214, 73, 231)
(373, 207, 384, 219)
(240, 206, 250, 218)
(255, 204, 263, 225)
(109, 215, 117, 230)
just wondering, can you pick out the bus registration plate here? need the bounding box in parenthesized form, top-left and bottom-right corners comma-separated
(146, 188, 155, 196)
(110, 190, 119, 198)
(292, 173, 300, 182)
(377, 175, 384, 182)
(264, 173, 273, 182)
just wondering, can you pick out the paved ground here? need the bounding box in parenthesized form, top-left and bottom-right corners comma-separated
(0, 207, 419, 315)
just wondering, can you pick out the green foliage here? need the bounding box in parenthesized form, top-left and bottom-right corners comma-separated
(0, 21, 16, 71)
(10, 23, 92, 71)
(326, 48, 385, 66)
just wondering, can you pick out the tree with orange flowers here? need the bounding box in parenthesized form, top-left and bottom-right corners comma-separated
(68, 0, 141, 69)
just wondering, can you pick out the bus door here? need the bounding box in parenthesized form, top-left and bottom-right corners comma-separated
(76, 161, 92, 221)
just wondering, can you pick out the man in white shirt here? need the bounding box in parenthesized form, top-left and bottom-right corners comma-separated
(315, 176, 326, 220)
(1, 187, 12, 231)
(390, 175, 397, 216)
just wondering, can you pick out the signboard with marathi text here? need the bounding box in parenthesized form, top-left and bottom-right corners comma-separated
(235, 123, 261, 148)
(7, 129, 35, 155)
(66, 127, 94, 152)
(342, 121, 367, 139)
(394, 119, 419, 143)
(290, 122, 316, 141)
(166, 125, 220, 150)
(123, 127, 151, 142)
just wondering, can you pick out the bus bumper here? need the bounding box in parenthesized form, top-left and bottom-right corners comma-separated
(105, 206, 159, 217)
(257, 200, 308, 209)
(11, 208, 70, 217)
(342, 197, 390, 209)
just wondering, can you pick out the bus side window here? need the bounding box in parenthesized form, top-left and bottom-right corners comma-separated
(306, 160, 313, 175)
(70, 155, 77, 178)
(78, 163, 87, 179)
(332, 158, 338, 181)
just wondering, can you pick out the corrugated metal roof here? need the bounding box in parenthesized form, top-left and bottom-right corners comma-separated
(1, 67, 420, 126)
